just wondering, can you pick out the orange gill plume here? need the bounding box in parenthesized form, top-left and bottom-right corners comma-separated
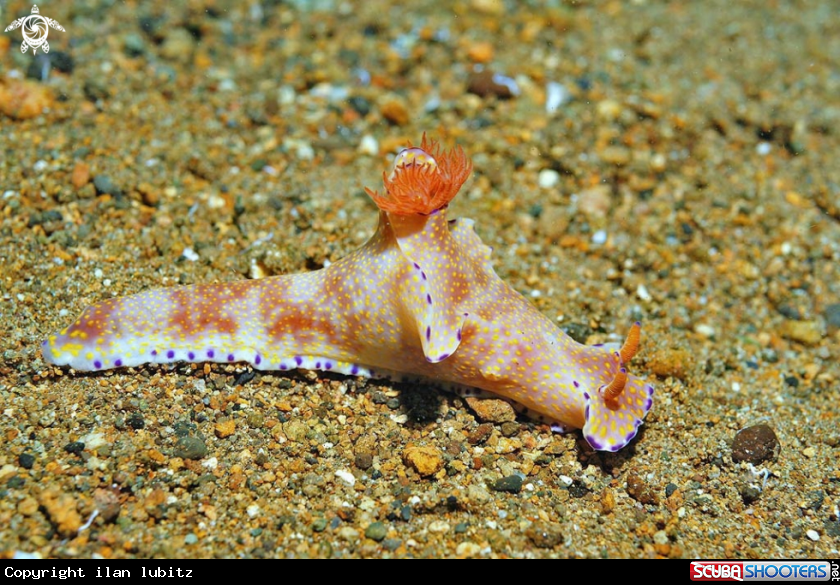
(365, 134, 473, 216)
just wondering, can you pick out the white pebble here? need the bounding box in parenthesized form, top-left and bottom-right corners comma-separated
(33, 160, 48, 172)
(358, 135, 379, 156)
(591, 230, 607, 245)
(558, 475, 573, 487)
(805, 529, 820, 541)
(756, 142, 772, 155)
(545, 81, 571, 114)
(731, 382, 741, 392)
(538, 169, 560, 188)
(94, 268, 104, 279)
(335, 469, 355, 486)
(695, 324, 715, 338)
(181, 247, 199, 262)
(636, 284, 652, 302)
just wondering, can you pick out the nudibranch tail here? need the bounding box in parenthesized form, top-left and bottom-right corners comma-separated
(581, 324, 654, 451)
(365, 134, 472, 216)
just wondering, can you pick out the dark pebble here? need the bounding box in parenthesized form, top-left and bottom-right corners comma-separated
(467, 69, 518, 99)
(825, 303, 840, 331)
(467, 423, 493, 445)
(7, 476, 25, 489)
(454, 522, 468, 534)
(492, 474, 523, 494)
(385, 397, 400, 410)
(626, 471, 660, 505)
(126, 413, 145, 430)
(28, 210, 63, 227)
(399, 505, 411, 521)
(63, 441, 85, 455)
(372, 391, 388, 405)
(93, 175, 123, 197)
(173, 435, 208, 460)
(500, 421, 520, 437)
(347, 95, 371, 117)
(568, 480, 590, 498)
(365, 521, 387, 542)
(123, 33, 146, 57)
(525, 523, 564, 549)
(665, 482, 679, 498)
(731, 424, 781, 464)
(311, 517, 327, 533)
(739, 483, 762, 504)
(354, 451, 373, 470)
(784, 376, 799, 388)
(18, 453, 35, 469)
(173, 420, 197, 437)
(235, 370, 256, 386)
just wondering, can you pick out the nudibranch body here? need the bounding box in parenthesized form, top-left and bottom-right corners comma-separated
(43, 137, 654, 452)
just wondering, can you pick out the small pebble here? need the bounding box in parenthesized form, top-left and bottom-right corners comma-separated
(18, 453, 35, 469)
(731, 424, 780, 464)
(93, 175, 122, 197)
(358, 135, 379, 156)
(467, 70, 518, 99)
(491, 474, 523, 493)
(538, 169, 560, 188)
(173, 436, 208, 460)
(365, 521, 387, 542)
(464, 396, 516, 423)
(403, 444, 444, 477)
(805, 529, 819, 542)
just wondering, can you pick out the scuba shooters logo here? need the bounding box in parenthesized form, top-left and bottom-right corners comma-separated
(4, 5, 65, 54)
(691, 561, 836, 582)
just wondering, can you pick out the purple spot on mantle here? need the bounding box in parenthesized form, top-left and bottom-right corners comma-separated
(644, 398, 653, 410)
(351, 365, 359, 375)
(166, 350, 175, 359)
(426, 293, 432, 304)
(421, 271, 427, 280)
(280, 363, 288, 370)
(438, 353, 449, 361)
(255, 354, 261, 365)
(151, 349, 158, 356)
(425, 326, 431, 341)
(207, 349, 215, 358)
(227, 353, 235, 362)
(413, 262, 420, 270)
(295, 356, 303, 366)
(315, 361, 322, 369)
(325, 362, 332, 370)
(587, 437, 603, 450)
(94, 360, 102, 369)
(593, 343, 604, 347)
(583, 391, 590, 400)
(114, 359, 122, 367)
(457, 329, 462, 341)
(188, 352, 195, 360)
(573, 380, 580, 388)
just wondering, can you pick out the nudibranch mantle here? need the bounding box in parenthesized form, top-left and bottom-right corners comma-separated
(43, 136, 654, 452)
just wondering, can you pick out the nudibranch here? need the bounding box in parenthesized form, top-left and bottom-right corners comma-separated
(42, 136, 653, 452)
